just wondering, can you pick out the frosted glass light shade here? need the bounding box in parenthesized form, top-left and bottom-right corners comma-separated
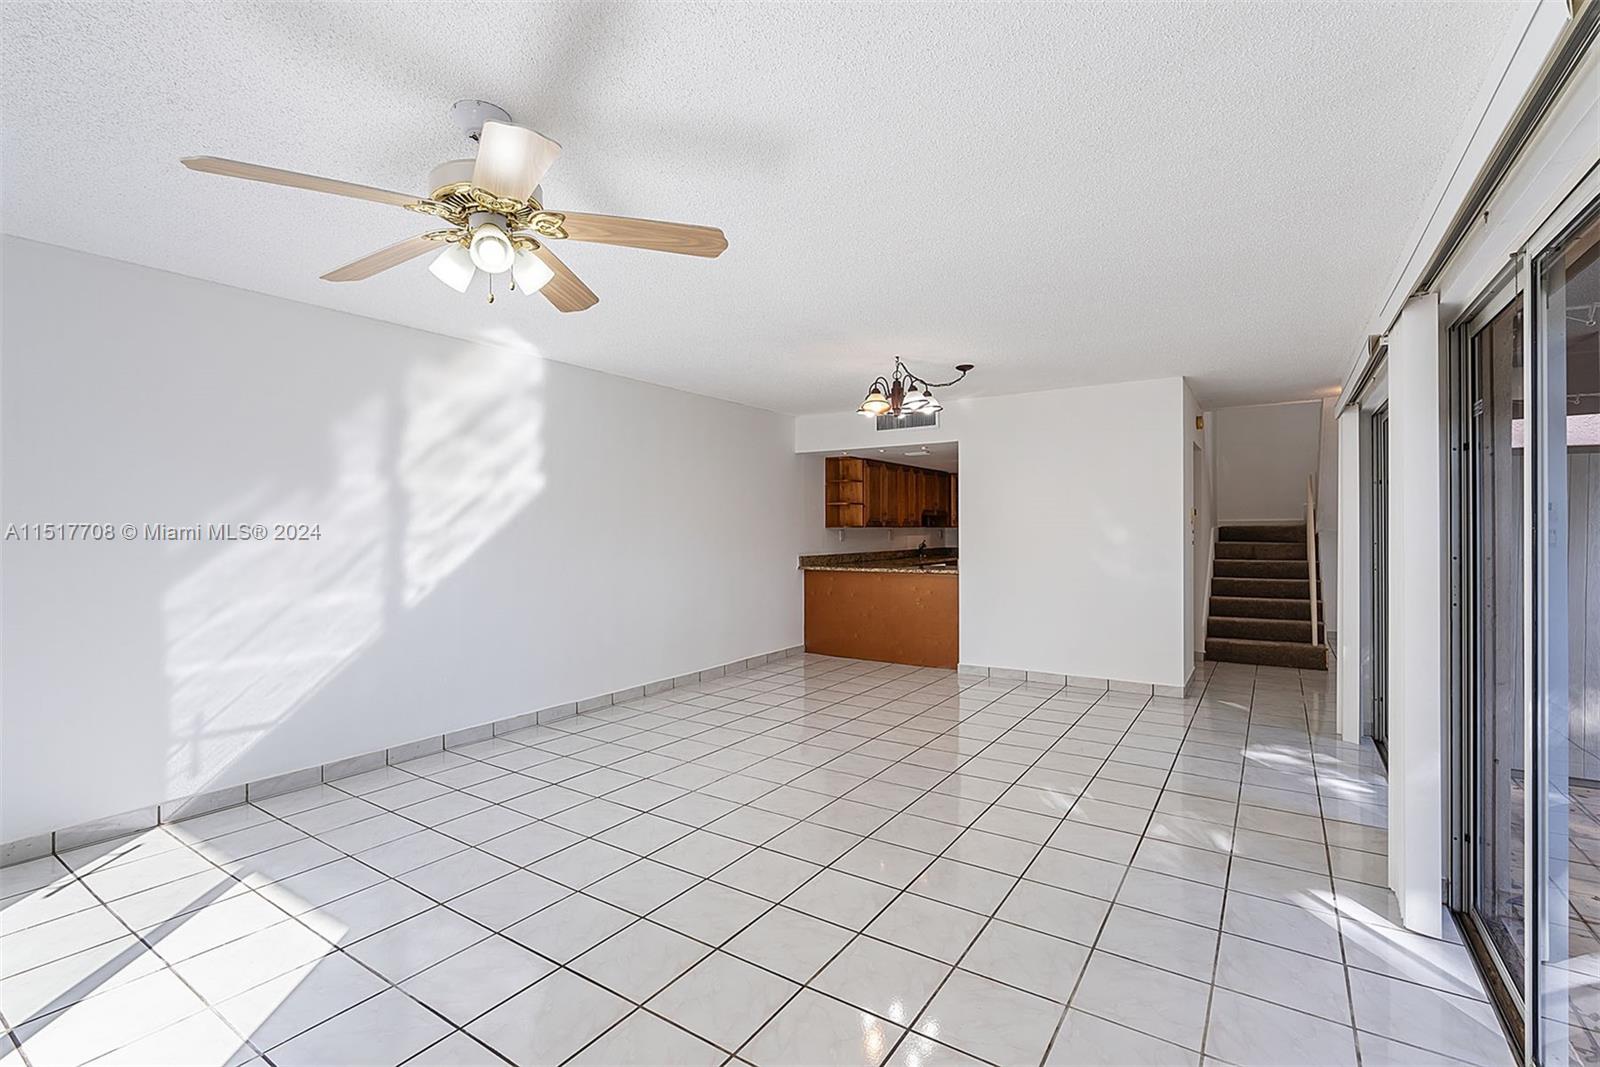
(512, 250, 555, 294)
(858, 388, 890, 416)
(428, 245, 476, 293)
(468, 224, 516, 274)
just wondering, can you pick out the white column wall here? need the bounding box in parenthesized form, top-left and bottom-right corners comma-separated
(795, 378, 1193, 689)
(1387, 292, 1445, 938)
(1337, 405, 1364, 744)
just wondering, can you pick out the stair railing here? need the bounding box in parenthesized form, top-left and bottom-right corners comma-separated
(1305, 476, 1320, 647)
(1200, 524, 1219, 649)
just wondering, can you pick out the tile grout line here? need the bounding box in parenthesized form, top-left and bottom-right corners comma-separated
(9, 661, 1161, 1065)
(1303, 668, 1368, 1067)
(559, 664, 1044, 1067)
(1036, 660, 1222, 1066)
(872, 676, 1185, 1065)
(7, 656, 1467, 1067)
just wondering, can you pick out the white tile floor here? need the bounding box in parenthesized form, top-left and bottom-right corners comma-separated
(0, 655, 1516, 1066)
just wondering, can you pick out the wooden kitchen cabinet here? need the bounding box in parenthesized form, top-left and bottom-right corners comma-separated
(825, 456, 956, 529)
(825, 456, 867, 527)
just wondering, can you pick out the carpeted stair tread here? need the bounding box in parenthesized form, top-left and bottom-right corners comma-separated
(1213, 559, 1308, 579)
(1206, 516, 1326, 670)
(1212, 576, 1311, 598)
(1208, 616, 1317, 642)
(1215, 541, 1307, 561)
(1218, 523, 1307, 543)
(1205, 636, 1328, 670)
(1210, 596, 1312, 620)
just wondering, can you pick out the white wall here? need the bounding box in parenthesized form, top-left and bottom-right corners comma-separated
(0, 239, 814, 843)
(1386, 292, 1444, 939)
(805, 527, 954, 552)
(796, 377, 1192, 688)
(1336, 405, 1365, 744)
(795, 407, 972, 455)
(1211, 399, 1324, 523)
(1185, 383, 1203, 669)
(1316, 395, 1340, 633)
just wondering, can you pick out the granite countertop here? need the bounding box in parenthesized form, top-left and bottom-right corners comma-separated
(798, 548, 959, 575)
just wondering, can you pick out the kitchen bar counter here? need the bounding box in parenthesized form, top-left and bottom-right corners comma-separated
(797, 548, 958, 575)
(801, 551, 958, 667)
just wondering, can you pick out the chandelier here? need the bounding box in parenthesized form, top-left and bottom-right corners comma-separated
(857, 357, 974, 418)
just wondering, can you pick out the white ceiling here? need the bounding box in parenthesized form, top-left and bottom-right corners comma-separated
(2, 1, 1528, 414)
(832, 442, 960, 474)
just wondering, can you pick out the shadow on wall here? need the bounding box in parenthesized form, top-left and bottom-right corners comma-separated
(161, 344, 547, 805)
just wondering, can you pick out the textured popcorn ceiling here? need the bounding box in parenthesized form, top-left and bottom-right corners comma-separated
(1, 1, 1528, 413)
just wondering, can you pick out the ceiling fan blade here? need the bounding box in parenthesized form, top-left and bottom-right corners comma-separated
(321, 235, 440, 282)
(529, 244, 598, 312)
(181, 156, 423, 208)
(551, 211, 728, 258)
(472, 122, 561, 201)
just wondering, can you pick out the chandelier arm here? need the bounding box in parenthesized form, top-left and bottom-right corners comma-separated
(917, 364, 974, 389)
(857, 359, 971, 413)
(889, 355, 973, 390)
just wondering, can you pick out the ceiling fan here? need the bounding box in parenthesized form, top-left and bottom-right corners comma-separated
(181, 100, 727, 311)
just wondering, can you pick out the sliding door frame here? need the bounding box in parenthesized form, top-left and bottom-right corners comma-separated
(1371, 404, 1391, 765)
(1524, 191, 1600, 1067)
(1448, 170, 1600, 1065)
(1447, 267, 1528, 1049)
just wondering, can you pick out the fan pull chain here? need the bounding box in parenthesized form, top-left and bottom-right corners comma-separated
(487, 273, 495, 304)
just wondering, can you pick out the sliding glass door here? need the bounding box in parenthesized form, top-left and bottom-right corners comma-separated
(1455, 195, 1600, 1066)
(1461, 287, 1529, 1018)
(1530, 200, 1598, 1066)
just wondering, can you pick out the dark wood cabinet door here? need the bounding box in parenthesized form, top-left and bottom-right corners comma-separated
(829, 457, 957, 528)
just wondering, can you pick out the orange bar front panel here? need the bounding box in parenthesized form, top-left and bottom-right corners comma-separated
(803, 571, 958, 668)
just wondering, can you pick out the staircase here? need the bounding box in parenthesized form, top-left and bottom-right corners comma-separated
(1204, 522, 1328, 670)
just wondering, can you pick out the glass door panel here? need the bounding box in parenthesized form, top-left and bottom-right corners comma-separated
(1469, 296, 1529, 1001)
(1533, 201, 1599, 1066)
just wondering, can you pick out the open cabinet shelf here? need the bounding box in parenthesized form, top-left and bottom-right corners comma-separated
(824, 455, 956, 529)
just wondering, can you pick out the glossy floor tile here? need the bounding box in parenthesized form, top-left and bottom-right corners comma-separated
(0, 655, 1515, 1065)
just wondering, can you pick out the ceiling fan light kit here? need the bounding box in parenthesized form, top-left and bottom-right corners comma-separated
(511, 250, 555, 294)
(179, 99, 727, 312)
(427, 244, 476, 293)
(857, 358, 974, 418)
(467, 216, 516, 274)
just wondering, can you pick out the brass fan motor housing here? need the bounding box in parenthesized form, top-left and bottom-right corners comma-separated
(406, 183, 568, 241)
(418, 228, 542, 254)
